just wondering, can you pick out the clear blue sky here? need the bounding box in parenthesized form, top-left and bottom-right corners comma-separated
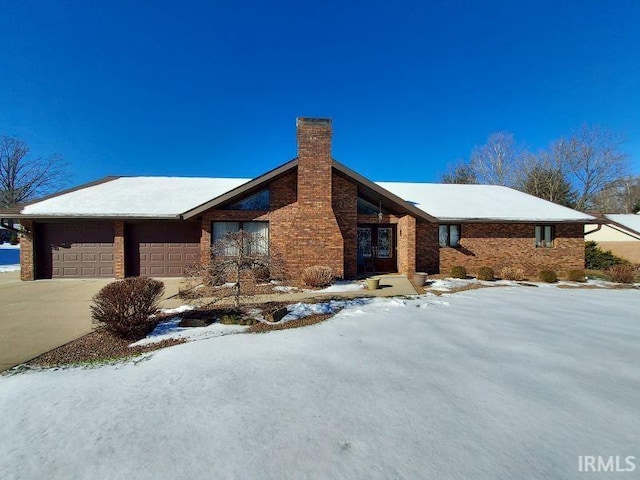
(1, 0, 639, 187)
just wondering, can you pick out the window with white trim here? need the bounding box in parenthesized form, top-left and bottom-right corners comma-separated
(535, 225, 554, 248)
(439, 224, 461, 247)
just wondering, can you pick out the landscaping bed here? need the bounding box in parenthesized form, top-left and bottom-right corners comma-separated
(27, 330, 186, 368)
(25, 300, 345, 368)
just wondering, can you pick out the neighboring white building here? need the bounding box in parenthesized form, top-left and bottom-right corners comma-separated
(585, 213, 640, 263)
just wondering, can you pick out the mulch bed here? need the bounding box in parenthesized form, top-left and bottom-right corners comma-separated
(27, 330, 186, 368)
(248, 313, 334, 333)
(24, 300, 342, 369)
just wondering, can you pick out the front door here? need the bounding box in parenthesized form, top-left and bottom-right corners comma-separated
(357, 224, 397, 274)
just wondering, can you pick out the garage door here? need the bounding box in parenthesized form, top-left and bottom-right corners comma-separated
(36, 222, 115, 279)
(126, 222, 201, 277)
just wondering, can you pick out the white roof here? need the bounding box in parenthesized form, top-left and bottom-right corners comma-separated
(20, 175, 594, 222)
(21, 177, 249, 218)
(605, 214, 640, 234)
(376, 182, 594, 222)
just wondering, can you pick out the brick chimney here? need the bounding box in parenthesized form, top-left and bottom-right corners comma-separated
(296, 117, 333, 206)
(292, 117, 345, 277)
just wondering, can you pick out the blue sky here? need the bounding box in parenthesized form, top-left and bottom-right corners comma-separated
(1, 0, 639, 187)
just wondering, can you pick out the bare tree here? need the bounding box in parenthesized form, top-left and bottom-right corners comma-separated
(0, 135, 68, 208)
(182, 230, 287, 308)
(553, 125, 629, 211)
(591, 176, 640, 213)
(469, 132, 525, 186)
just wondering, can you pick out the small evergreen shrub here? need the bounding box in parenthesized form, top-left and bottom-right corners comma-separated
(585, 241, 628, 270)
(538, 270, 557, 283)
(450, 266, 467, 279)
(500, 266, 525, 281)
(91, 277, 165, 340)
(567, 269, 586, 282)
(605, 265, 635, 284)
(476, 266, 494, 281)
(301, 266, 334, 287)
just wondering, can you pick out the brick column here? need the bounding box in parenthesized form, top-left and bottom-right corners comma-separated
(19, 220, 35, 281)
(397, 215, 416, 275)
(295, 117, 344, 278)
(200, 217, 211, 265)
(114, 220, 125, 279)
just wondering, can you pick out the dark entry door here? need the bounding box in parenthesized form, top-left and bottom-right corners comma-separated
(357, 224, 397, 274)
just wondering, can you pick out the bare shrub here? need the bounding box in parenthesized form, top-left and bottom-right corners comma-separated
(90, 277, 165, 340)
(606, 265, 635, 284)
(500, 266, 525, 281)
(301, 266, 334, 287)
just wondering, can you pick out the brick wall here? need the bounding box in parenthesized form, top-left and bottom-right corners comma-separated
(416, 221, 439, 273)
(332, 173, 358, 278)
(114, 220, 125, 279)
(19, 220, 35, 281)
(397, 215, 416, 275)
(437, 223, 585, 277)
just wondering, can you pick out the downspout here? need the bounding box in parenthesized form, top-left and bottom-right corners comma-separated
(584, 224, 602, 236)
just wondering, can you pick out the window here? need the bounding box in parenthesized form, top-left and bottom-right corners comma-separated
(221, 189, 270, 210)
(377, 227, 392, 258)
(357, 196, 387, 215)
(439, 224, 461, 247)
(535, 225, 554, 248)
(357, 227, 372, 257)
(212, 221, 269, 255)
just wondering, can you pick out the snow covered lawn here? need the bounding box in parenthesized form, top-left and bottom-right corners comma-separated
(1, 287, 639, 480)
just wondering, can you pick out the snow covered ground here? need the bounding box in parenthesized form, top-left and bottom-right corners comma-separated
(1, 287, 639, 480)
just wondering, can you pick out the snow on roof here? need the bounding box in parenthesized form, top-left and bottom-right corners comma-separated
(605, 213, 640, 234)
(376, 182, 595, 222)
(20, 174, 594, 222)
(21, 177, 249, 217)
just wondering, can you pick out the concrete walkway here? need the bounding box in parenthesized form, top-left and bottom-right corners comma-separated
(0, 272, 183, 372)
(161, 274, 419, 309)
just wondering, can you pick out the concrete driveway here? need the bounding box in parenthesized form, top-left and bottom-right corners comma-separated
(0, 272, 182, 372)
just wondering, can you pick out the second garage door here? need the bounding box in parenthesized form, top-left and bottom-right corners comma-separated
(126, 222, 201, 277)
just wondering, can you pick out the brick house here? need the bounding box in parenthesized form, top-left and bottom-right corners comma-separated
(2, 117, 594, 281)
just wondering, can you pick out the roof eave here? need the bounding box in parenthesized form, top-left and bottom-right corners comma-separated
(180, 159, 299, 220)
(603, 215, 640, 238)
(436, 217, 595, 224)
(3, 214, 185, 221)
(332, 160, 438, 222)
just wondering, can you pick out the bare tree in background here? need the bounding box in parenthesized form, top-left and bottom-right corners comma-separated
(0, 135, 68, 208)
(592, 176, 640, 213)
(469, 132, 524, 186)
(553, 125, 629, 211)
